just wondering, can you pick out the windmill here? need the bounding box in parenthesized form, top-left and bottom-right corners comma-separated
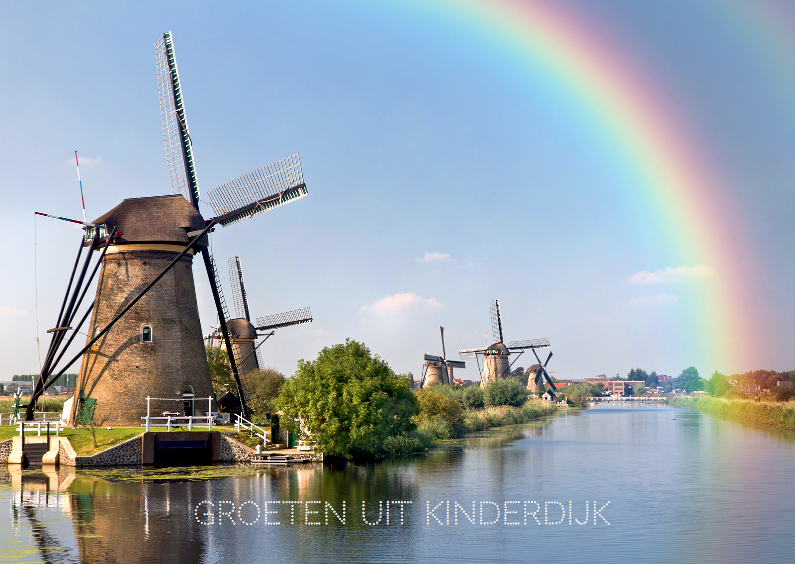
(421, 326, 465, 388)
(458, 299, 552, 390)
(212, 255, 312, 393)
(527, 350, 556, 399)
(25, 32, 309, 425)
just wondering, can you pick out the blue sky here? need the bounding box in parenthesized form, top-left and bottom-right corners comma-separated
(1, 1, 794, 383)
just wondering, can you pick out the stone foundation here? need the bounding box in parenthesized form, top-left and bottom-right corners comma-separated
(4, 431, 309, 467)
(59, 434, 143, 467)
(0, 439, 12, 463)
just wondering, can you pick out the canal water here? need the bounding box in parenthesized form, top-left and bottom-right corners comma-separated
(3, 404, 795, 563)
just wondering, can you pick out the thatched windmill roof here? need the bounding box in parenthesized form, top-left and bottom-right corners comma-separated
(93, 195, 204, 245)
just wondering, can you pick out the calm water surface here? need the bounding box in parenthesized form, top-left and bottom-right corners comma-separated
(3, 404, 795, 563)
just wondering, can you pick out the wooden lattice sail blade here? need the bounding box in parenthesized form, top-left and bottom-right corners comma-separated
(458, 348, 486, 360)
(255, 307, 312, 331)
(156, 32, 200, 205)
(228, 256, 251, 321)
(507, 338, 550, 350)
(207, 154, 307, 227)
(490, 300, 503, 344)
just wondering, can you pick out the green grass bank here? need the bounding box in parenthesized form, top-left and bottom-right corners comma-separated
(671, 396, 795, 430)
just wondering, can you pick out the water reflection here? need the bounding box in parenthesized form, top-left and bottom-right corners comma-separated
(2, 409, 795, 563)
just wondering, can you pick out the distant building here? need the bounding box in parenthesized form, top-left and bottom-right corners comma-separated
(604, 380, 646, 396)
(657, 374, 672, 383)
(452, 379, 475, 387)
(584, 378, 608, 388)
(551, 380, 577, 389)
(733, 384, 761, 395)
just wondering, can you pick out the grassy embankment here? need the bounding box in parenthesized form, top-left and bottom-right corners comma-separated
(671, 396, 795, 430)
(384, 400, 557, 456)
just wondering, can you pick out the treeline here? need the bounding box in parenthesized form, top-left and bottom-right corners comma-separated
(11, 374, 77, 386)
(619, 366, 795, 402)
(705, 371, 795, 402)
(618, 367, 704, 393)
(725, 369, 795, 390)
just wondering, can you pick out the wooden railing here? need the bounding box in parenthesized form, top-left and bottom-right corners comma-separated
(141, 415, 214, 432)
(234, 414, 269, 444)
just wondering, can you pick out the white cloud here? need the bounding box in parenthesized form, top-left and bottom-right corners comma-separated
(626, 265, 714, 284)
(416, 252, 451, 263)
(0, 307, 27, 317)
(629, 294, 678, 306)
(359, 293, 445, 317)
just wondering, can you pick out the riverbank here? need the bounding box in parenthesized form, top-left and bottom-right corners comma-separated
(463, 401, 558, 432)
(671, 396, 795, 430)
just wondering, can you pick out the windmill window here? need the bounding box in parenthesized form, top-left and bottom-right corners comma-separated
(142, 325, 153, 343)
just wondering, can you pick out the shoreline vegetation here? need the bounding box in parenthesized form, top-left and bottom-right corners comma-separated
(671, 396, 795, 431)
(384, 400, 558, 457)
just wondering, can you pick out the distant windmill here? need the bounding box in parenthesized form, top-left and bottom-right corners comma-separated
(458, 299, 551, 389)
(25, 32, 310, 424)
(527, 350, 556, 399)
(213, 256, 312, 393)
(421, 326, 465, 388)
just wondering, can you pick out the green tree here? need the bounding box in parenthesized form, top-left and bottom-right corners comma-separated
(275, 339, 419, 459)
(705, 371, 731, 397)
(676, 366, 706, 393)
(206, 346, 235, 398)
(633, 383, 646, 396)
(246, 367, 286, 421)
(483, 378, 527, 407)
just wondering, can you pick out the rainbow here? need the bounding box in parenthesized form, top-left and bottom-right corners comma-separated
(393, 0, 769, 371)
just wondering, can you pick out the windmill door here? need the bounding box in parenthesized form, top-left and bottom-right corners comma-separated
(183, 386, 194, 417)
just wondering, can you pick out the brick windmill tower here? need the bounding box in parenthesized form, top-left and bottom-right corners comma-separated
(25, 32, 309, 426)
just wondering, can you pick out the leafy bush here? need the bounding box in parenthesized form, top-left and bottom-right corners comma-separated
(416, 418, 455, 440)
(773, 385, 795, 402)
(483, 379, 527, 407)
(723, 388, 747, 399)
(414, 389, 465, 437)
(463, 386, 485, 410)
(382, 430, 433, 455)
(430, 384, 466, 406)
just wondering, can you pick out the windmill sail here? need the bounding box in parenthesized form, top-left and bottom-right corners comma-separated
(206, 154, 307, 226)
(255, 307, 313, 331)
(490, 299, 503, 344)
(156, 32, 200, 206)
(228, 256, 251, 321)
(507, 338, 550, 350)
